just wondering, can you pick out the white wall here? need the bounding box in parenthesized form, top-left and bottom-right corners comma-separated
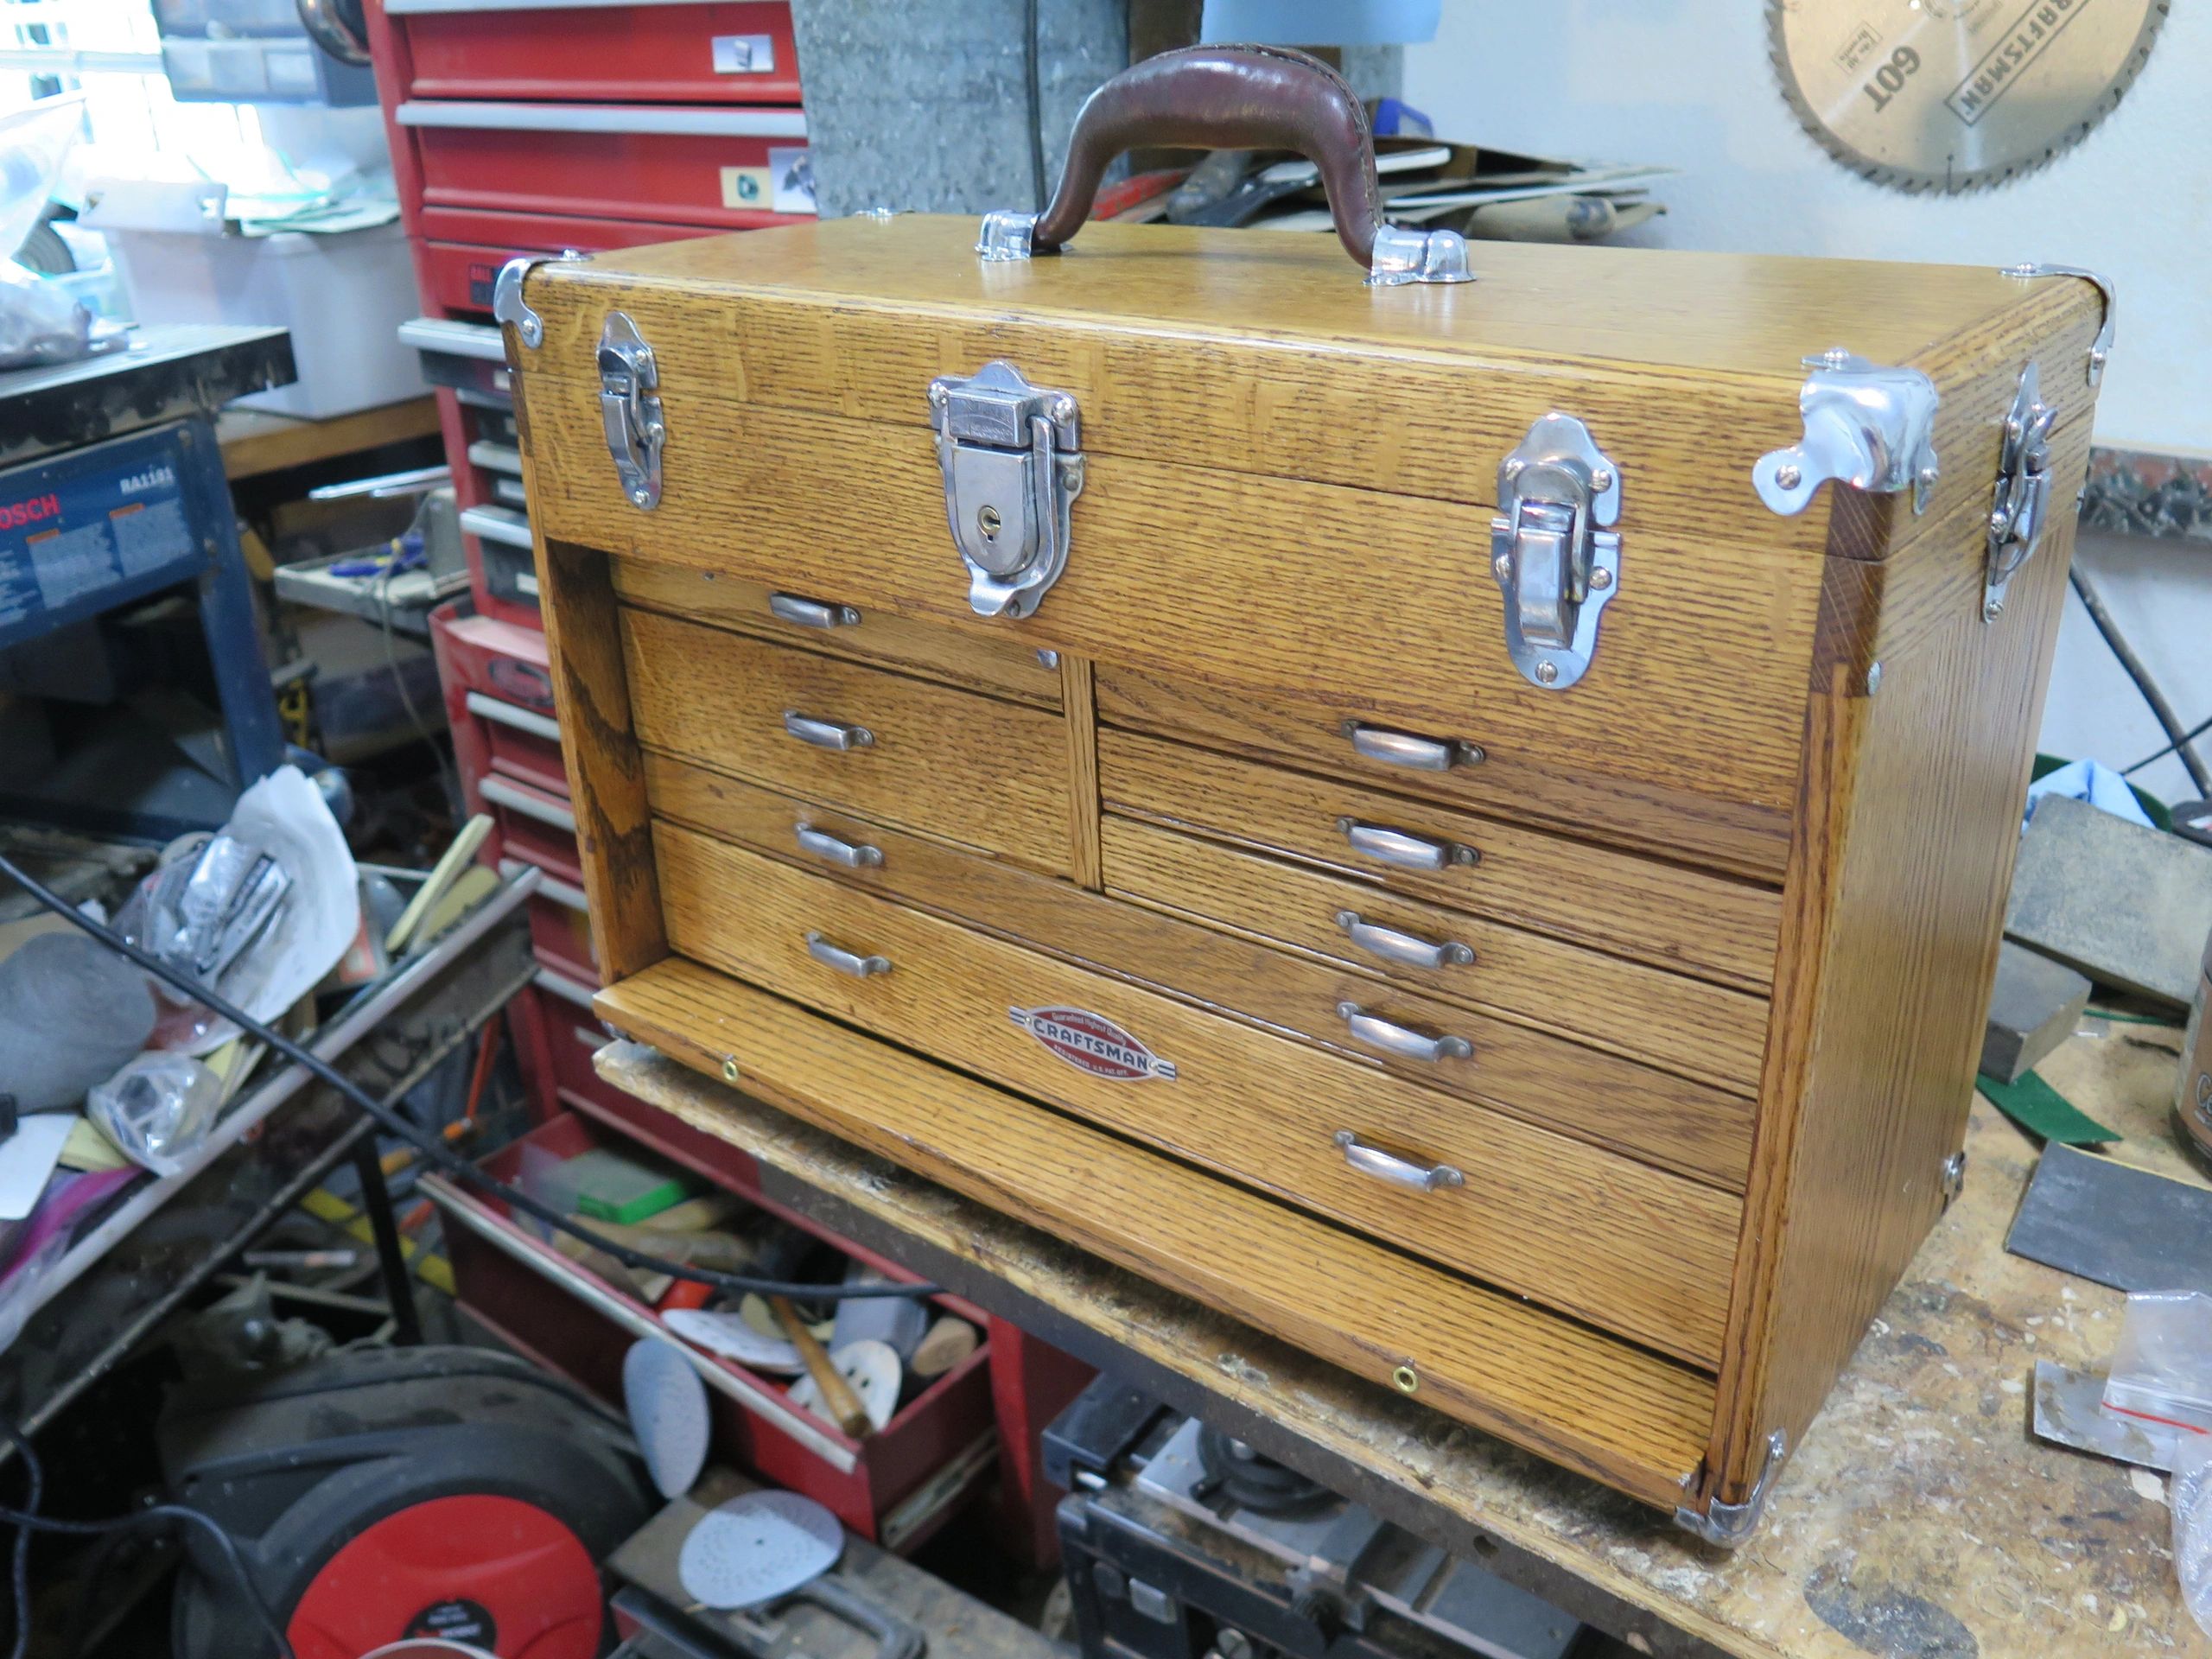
(1403, 3, 2212, 804)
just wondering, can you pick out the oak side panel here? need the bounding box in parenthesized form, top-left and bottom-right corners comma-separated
(1062, 654, 1103, 891)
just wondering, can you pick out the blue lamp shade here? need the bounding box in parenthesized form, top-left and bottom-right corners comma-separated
(1199, 0, 1441, 47)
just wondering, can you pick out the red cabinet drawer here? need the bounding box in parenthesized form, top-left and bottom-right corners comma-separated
(467, 690, 569, 797)
(397, 101, 812, 229)
(392, 0, 801, 105)
(421, 225, 741, 317)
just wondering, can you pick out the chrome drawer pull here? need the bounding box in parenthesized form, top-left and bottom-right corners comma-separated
(1335, 818, 1478, 871)
(1343, 721, 1484, 772)
(795, 822, 883, 868)
(1333, 911, 1473, 970)
(784, 711, 874, 751)
(1332, 1130, 1465, 1192)
(1336, 1001, 1471, 1062)
(769, 591, 861, 630)
(804, 931, 890, 977)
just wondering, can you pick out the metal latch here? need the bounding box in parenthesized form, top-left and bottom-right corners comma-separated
(1754, 348, 1939, 518)
(597, 312, 664, 511)
(927, 360, 1084, 620)
(1490, 413, 1621, 690)
(1983, 360, 2056, 622)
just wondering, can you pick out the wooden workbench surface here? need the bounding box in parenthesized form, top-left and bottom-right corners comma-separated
(598, 1008, 2200, 1659)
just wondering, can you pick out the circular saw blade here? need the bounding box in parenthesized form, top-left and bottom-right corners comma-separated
(1769, 0, 2166, 193)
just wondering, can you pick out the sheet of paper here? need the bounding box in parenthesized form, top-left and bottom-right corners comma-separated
(0, 1114, 78, 1221)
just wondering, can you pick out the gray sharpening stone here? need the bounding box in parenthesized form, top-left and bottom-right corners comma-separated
(2005, 1142, 2212, 1295)
(2004, 794, 2212, 1009)
(1980, 940, 2092, 1083)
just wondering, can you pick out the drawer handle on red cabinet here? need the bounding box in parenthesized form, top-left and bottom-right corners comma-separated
(1344, 722, 1484, 772)
(1336, 818, 1478, 871)
(784, 712, 874, 751)
(769, 592, 862, 630)
(795, 823, 882, 869)
(805, 931, 891, 977)
(1332, 1131, 1465, 1192)
(1334, 911, 1473, 970)
(1336, 1002, 1471, 1063)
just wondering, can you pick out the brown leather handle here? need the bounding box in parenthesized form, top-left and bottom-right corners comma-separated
(1033, 44, 1383, 270)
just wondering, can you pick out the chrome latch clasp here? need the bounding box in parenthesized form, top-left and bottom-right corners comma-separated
(1490, 413, 1621, 690)
(597, 312, 664, 511)
(1753, 348, 1939, 518)
(1983, 360, 2056, 623)
(927, 360, 1084, 620)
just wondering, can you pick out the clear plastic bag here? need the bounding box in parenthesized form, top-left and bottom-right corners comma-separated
(2176, 1434, 2212, 1637)
(0, 92, 98, 371)
(2104, 1291, 2212, 1440)
(87, 1052, 223, 1177)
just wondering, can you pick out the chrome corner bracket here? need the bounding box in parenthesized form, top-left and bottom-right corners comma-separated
(976, 209, 1038, 263)
(928, 360, 1084, 620)
(1999, 263, 2115, 386)
(1367, 224, 1475, 287)
(1675, 1429, 1787, 1548)
(1942, 1149, 1968, 1207)
(1490, 412, 1621, 690)
(1753, 348, 1940, 518)
(492, 249, 586, 351)
(1983, 360, 2057, 623)
(596, 312, 664, 511)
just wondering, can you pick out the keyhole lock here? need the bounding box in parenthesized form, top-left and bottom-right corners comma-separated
(976, 505, 1001, 541)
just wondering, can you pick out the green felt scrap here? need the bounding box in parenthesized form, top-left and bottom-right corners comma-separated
(1978, 1069, 2121, 1146)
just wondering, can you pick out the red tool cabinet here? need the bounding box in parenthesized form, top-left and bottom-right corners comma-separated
(392, 0, 804, 106)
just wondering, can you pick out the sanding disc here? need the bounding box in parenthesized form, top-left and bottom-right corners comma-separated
(785, 1338, 901, 1431)
(623, 1338, 710, 1498)
(677, 1490, 843, 1610)
(664, 1308, 804, 1375)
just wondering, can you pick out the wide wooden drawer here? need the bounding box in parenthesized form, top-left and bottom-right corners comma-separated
(1100, 815, 1768, 1096)
(613, 558, 1063, 709)
(621, 606, 1071, 874)
(1100, 729, 1781, 994)
(652, 822, 1739, 1367)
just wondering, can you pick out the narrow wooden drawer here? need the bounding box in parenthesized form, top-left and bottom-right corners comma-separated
(621, 606, 1071, 874)
(1096, 664, 1789, 884)
(1100, 816, 1768, 1096)
(652, 822, 1740, 1368)
(613, 558, 1063, 709)
(1100, 729, 1781, 993)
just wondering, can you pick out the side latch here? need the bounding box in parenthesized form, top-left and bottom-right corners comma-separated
(1983, 360, 2056, 623)
(492, 248, 585, 351)
(597, 312, 664, 511)
(927, 361, 1084, 620)
(1753, 349, 1940, 518)
(1490, 413, 1621, 690)
(1675, 1428, 1788, 1548)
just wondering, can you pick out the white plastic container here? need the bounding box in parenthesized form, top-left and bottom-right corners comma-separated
(91, 194, 424, 420)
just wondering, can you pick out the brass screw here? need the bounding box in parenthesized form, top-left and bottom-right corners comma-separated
(721, 1057, 740, 1084)
(1391, 1364, 1420, 1395)
(977, 505, 1001, 541)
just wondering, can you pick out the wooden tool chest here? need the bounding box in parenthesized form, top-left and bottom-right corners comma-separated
(494, 46, 2108, 1543)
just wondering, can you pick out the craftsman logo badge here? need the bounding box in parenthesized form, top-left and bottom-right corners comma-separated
(1010, 1006, 1177, 1081)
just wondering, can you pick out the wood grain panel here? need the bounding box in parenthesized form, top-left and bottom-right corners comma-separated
(524, 399, 1821, 823)
(644, 755, 1752, 1188)
(654, 823, 1740, 1365)
(1061, 653, 1103, 891)
(597, 955, 1719, 1508)
(620, 607, 1071, 874)
(1101, 730, 1783, 992)
(1094, 664, 1793, 882)
(612, 557, 1063, 708)
(1100, 815, 1770, 1096)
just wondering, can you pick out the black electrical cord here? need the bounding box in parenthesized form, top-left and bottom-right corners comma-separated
(0, 852, 936, 1305)
(0, 1414, 295, 1659)
(1024, 0, 1048, 213)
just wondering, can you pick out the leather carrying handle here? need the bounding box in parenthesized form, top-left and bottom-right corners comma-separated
(1033, 43, 1383, 270)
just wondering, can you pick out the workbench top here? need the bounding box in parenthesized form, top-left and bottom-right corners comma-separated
(598, 1008, 2200, 1659)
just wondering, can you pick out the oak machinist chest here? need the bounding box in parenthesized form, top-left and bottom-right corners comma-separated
(496, 47, 2109, 1543)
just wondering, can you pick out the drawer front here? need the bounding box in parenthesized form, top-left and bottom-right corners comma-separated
(1100, 815, 1768, 1096)
(473, 691, 569, 796)
(653, 822, 1739, 1367)
(623, 607, 1071, 874)
(613, 559, 1062, 709)
(1096, 664, 1789, 884)
(1100, 729, 1781, 993)
(398, 1, 802, 106)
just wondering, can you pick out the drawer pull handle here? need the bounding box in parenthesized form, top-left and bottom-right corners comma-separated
(1336, 818, 1478, 871)
(1336, 1001, 1471, 1063)
(769, 592, 862, 630)
(1333, 911, 1473, 970)
(805, 931, 891, 977)
(1332, 1130, 1465, 1192)
(1344, 722, 1484, 772)
(784, 711, 874, 751)
(795, 823, 883, 869)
